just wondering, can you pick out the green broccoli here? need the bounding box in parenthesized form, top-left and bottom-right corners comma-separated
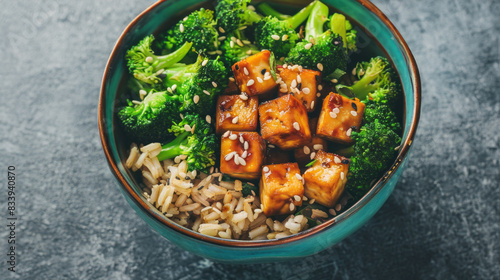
(364, 102, 401, 134)
(215, 0, 262, 35)
(125, 35, 192, 85)
(347, 120, 401, 198)
(157, 8, 219, 60)
(254, 1, 315, 59)
(285, 1, 348, 74)
(118, 91, 182, 144)
(330, 13, 357, 53)
(336, 56, 401, 107)
(157, 114, 217, 171)
(345, 20, 357, 53)
(256, 2, 291, 20)
(221, 35, 260, 66)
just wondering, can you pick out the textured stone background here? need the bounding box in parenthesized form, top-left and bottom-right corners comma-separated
(1, 0, 499, 279)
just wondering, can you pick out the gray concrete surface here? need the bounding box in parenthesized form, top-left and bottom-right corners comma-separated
(1, 0, 499, 279)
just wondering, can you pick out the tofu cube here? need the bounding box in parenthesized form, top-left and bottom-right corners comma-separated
(317, 92, 365, 144)
(232, 50, 277, 98)
(259, 94, 311, 150)
(303, 150, 349, 208)
(260, 163, 304, 216)
(278, 67, 321, 112)
(220, 131, 266, 180)
(215, 95, 258, 134)
(294, 117, 329, 165)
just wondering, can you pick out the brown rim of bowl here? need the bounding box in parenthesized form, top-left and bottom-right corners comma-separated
(98, 0, 421, 248)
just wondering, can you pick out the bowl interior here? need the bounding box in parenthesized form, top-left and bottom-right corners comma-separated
(99, 0, 420, 246)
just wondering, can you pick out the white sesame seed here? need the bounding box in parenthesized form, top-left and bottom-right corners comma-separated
(317, 93, 321, 97)
(234, 154, 240, 165)
(309, 198, 316, 204)
(242, 40, 251, 44)
(229, 77, 235, 82)
(302, 87, 310, 94)
(291, 79, 297, 88)
(282, 64, 288, 69)
(132, 100, 141, 105)
(271, 34, 280, 40)
(298, 66, 303, 72)
(335, 204, 342, 211)
(294, 195, 301, 201)
(246, 50, 253, 55)
(310, 152, 316, 160)
(264, 74, 272, 80)
(311, 101, 315, 109)
(230, 40, 234, 48)
(240, 93, 248, 100)
(203, 90, 210, 95)
(282, 34, 288, 41)
(239, 157, 247, 166)
(232, 117, 239, 124)
(246, 79, 255, 86)
(334, 156, 341, 164)
(304, 43, 313, 50)
(218, 36, 226, 41)
(202, 59, 208, 66)
(279, 87, 288, 93)
(239, 134, 244, 144)
(317, 63, 324, 71)
(257, 77, 263, 83)
(236, 39, 244, 47)
(332, 108, 340, 114)
(167, 87, 173, 93)
(179, 23, 184, 32)
(241, 150, 248, 158)
(318, 85, 323, 91)
(244, 67, 249, 75)
(183, 16, 188, 21)
(351, 111, 358, 117)
(229, 134, 238, 140)
(346, 128, 352, 137)
(212, 81, 218, 88)
(206, 115, 211, 124)
(231, 36, 237, 42)
(296, 74, 301, 83)
(352, 67, 357, 75)
(191, 124, 196, 134)
(145, 56, 153, 63)
(244, 141, 249, 150)
(295, 173, 302, 180)
(193, 95, 200, 104)
(216, 50, 222, 55)
(289, 203, 295, 211)
(268, 144, 275, 148)
(329, 112, 338, 118)
(313, 144, 323, 150)
(224, 152, 235, 161)
(219, 26, 225, 33)
(293, 122, 300, 131)
(263, 166, 270, 173)
(184, 124, 191, 131)
(139, 90, 147, 100)
(180, 113, 184, 119)
(223, 131, 230, 138)
(303, 146, 310, 155)
(340, 171, 345, 181)
(329, 209, 337, 216)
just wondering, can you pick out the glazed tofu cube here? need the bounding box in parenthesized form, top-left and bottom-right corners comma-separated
(278, 67, 321, 112)
(220, 131, 266, 180)
(259, 94, 311, 150)
(232, 50, 277, 98)
(317, 92, 365, 144)
(303, 150, 349, 208)
(215, 95, 258, 134)
(265, 145, 292, 165)
(260, 163, 304, 216)
(294, 118, 329, 165)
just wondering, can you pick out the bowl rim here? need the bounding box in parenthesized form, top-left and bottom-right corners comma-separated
(98, 0, 421, 248)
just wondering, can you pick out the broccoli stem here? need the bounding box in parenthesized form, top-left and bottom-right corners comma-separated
(156, 131, 190, 161)
(350, 60, 385, 100)
(257, 3, 290, 20)
(245, 9, 263, 25)
(153, 42, 193, 70)
(330, 13, 347, 48)
(286, 1, 317, 29)
(304, 1, 329, 39)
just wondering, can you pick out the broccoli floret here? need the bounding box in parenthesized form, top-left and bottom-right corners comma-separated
(241, 182, 258, 197)
(221, 35, 260, 66)
(254, 1, 315, 59)
(347, 120, 401, 198)
(330, 13, 357, 53)
(157, 114, 217, 171)
(158, 8, 219, 60)
(364, 102, 401, 134)
(345, 20, 357, 53)
(118, 91, 182, 144)
(336, 56, 401, 107)
(285, 1, 348, 74)
(126, 35, 193, 85)
(215, 0, 262, 35)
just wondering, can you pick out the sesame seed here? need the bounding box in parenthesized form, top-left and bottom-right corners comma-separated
(282, 34, 288, 41)
(247, 79, 255, 86)
(132, 100, 141, 105)
(246, 50, 253, 55)
(184, 124, 191, 131)
(268, 144, 275, 148)
(351, 111, 358, 117)
(239, 157, 247, 166)
(244, 141, 249, 150)
(212, 81, 218, 88)
(232, 117, 239, 124)
(263, 166, 270, 172)
(293, 122, 300, 131)
(219, 26, 225, 33)
(318, 85, 323, 91)
(302, 87, 310, 94)
(234, 154, 240, 165)
(282, 64, 288, 69)
(346, 128, 352, 137)
(271, 34, 280, 40)
(203, 90, 210, 95)
(289, 203, 295, 211)
(216, 50, 222, 55)
(304, 43, 313, 50)
(313, 144, 323, 150)
(241, 150, 248, 158)
(240, 93, 248, 100)
(296, 74, 301, 83)
(329, 209, 337, 216)
(311, 101, 315, 109)
(229, 134, 238, 140)
(183, 16, 188, 21)
(332, 108, 340, 114)
(317, 63, 323, 71)
(340, 172, 345, 180)
(291, 79, 297, 88)
(167, 87, 173, 93)
(206, 115, 211, 124)
(218, 36, 226, 41)
(193, 95, 200, 104)
(294, 195, 301, 201)
(139, 90, 147, 100)
(145, 56, 153, 63)
(239, 134, 244, 143)
(264, 74, 272, 80)
(295, 173, 302, 180)
(303, 146, 310, 154)
(230, 41, 234, 48)
(223, 131, 230, 138)
(310, 152, 316, 160)
(317, 93, 321, 97)
(229, 77, 235, 82)
(335, 204, 342, 211)
(244, 67, 249, 75)
(191, 124, 196, 134)
(334, 156, 341, 164)
(180, 113, 184, 119)
(202, 59, 208, 66)
(242, 40, 251, 44)
(309, 198, 316, 204)
(257, 77, 263, 83)
(329, 112, 338, 118)
(179, 23, 184, 32)
(236, 39, 244, 47)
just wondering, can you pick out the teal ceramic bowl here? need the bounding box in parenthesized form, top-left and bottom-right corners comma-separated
(99, 0, 420, 263)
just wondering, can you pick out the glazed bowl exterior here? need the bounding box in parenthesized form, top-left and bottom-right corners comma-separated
(99, 0, 420, 263)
